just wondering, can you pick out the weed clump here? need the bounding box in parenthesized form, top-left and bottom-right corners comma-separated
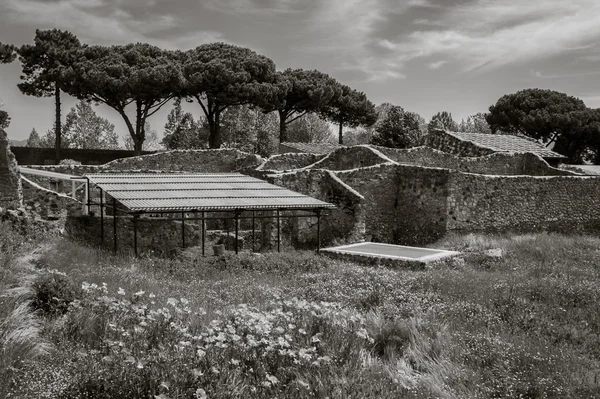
(30, 272, 82, 316)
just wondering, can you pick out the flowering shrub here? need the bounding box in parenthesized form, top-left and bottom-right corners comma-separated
(32, 284, 442, 398)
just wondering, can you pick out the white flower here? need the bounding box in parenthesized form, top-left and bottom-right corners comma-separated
(117, 287, 125, 296)
(195, 388, 207, 399)
(167, 298, 179, 307)
(265, 374, 279, 385)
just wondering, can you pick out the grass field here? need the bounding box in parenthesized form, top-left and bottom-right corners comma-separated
(1, 221, 599, 398)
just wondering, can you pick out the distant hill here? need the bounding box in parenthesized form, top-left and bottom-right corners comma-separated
(10, 139, 27, 147)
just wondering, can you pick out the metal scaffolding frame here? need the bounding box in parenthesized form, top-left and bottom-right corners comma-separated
(75, 173, 334, 257)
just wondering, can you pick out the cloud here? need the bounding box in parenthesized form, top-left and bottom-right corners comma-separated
(203, 0, 301, 15)
(531, 69, 600, 79)
(1, 0, 223, 48)
(304, 0, 600, 81)
(427, 60, 447, 69)
(381, 0, 600, 72)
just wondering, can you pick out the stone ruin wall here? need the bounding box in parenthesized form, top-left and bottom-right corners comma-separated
(335, 164, 450, 245)
(423, 129, 496, 157)
(66, 215, 203, 256)
(10, 143, 600, 250)
(103, 149, 263, 173)
(447, 172, 600, 234)
(374, 146, 574, 176)
(0, 129, 22, 209)
(270, 169, 365, 247)
(258, 153, 325, 172)
(21, 177, 82, 220)
(305, 146, 395, 171)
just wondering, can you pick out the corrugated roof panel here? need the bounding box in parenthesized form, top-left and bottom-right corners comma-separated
(120, 197, 332, 211)
(99, 182, 276, 191)
(447, 131, 566, 158)
(109, 189, 299, 200)
(86, 173, 336, 212)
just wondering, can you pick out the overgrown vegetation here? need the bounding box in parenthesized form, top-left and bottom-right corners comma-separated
(1, 224, 599, 398)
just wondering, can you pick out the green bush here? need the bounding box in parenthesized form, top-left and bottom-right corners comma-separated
(30, 272, 82, 316)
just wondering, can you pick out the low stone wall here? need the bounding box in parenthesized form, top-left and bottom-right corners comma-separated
(269, 169, 365, 246)
(258, 153, 325, 171)
(66, 215, 204, 256)
(374, 146, 574, 176)
(447, 173, 600, 233)
(104, 149, 263, 172)
(305, 146, 393, 171)
(11, 146, 156, 166)
(0, 130, 22, 209)
(21, 177, 83, 220)
(336, 164, 450, 245)
(424, 129, 495, 157)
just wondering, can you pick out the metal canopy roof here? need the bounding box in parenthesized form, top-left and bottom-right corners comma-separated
(85, 173, 336, 212)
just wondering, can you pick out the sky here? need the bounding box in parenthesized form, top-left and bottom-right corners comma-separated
(1, 0, 600, 142)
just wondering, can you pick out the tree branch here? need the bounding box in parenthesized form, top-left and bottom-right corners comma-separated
(146, 96, 174, 118)
(196, 95, 210, 119)
(286, 111, 309, 125)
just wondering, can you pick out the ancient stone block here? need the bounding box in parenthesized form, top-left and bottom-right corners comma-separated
(0, 129, 22, 209)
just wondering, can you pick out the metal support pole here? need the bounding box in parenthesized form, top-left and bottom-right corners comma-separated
(201, 211, 205, 256)
(86, 178, 91, 215)
(316, 209, 321, 254)
(133, 214, 139, 258)
(181, 212, 186, 249)
(99, 188, 104, 244)
(277, 209, 281, 253)
(252, 211, 255, 253)
(113, 197, 117, 254)
(234, 210, 239, 254)
(71, 180, 76, 200)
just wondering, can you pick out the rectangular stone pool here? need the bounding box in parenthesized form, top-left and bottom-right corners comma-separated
(322, 242, 460, 264)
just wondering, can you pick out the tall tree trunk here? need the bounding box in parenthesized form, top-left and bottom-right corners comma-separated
(54, 85, 61, 164)
(278, 110, 287, 143)
(133, 101, 145, 155)
(338, 120, 344, 145)
(208, 109, 223, 149)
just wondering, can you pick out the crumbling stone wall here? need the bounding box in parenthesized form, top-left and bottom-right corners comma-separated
(423, 129, 495, 157)
(258, 153, 325, 172)
(305, 146, 393, 171)
(104, 149, 262, 172)
(270, 169, 365, 247)
(0, 129, 22, 209)
(66, 215, 203, 256)
(21, 177, 82, 220)
(447, 173, 600, 233)
(374, 146, 574, 176)
(336, 164, 450, 245)
(11, 146, 155, 165)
